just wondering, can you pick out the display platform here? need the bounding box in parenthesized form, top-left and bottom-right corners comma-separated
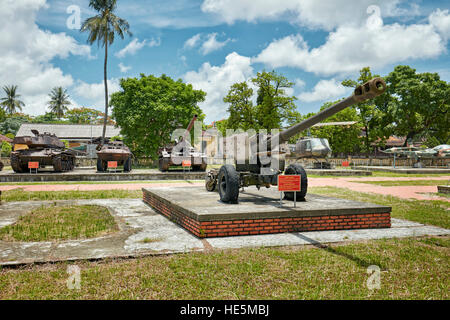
(142, 186, 391, 238)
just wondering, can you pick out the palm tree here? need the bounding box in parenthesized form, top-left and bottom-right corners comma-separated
(47, 87, 71, 119)
(80, 0, 132, 144)
(0, 85, 25, 115)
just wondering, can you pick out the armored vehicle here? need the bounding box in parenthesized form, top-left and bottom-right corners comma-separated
(10, 130, 76, 173)
(205, 78, 387, 203)
(94, 138, 133, 172)
(158, 115, 208, 172)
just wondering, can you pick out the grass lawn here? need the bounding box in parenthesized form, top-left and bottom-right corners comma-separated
(348, 180, 449, 186)
(0, 236, 448, 299)
(309, 187, 450, 229)
(0, 189, 142, 202)
(0, 205, 118, 242)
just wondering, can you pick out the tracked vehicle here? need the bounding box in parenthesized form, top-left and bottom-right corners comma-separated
(10, 130, 76, 173)
(94, 138, 133, 172)
(205, 78, 387, 203)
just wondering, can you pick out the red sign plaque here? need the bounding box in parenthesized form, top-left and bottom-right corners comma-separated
(278, 175, 301, 192)
(108, 161, 118, 169)
(342, 161, 350, 167)
(28, 162, 39, 169)
(182, 160, 192, 167)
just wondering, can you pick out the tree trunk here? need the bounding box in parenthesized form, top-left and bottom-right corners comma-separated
(102, 41, 109, 145)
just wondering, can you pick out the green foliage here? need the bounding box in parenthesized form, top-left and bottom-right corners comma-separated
(252, 70, 297, 130)
(47, 87, 71, 119)
(1, 141, 12, 157)
(223, 82, 256, 131)
(0, 85, 25, 115)
(110, 135, 122, 141)
(377, 65, 450, 145)
(309, 101, 362, 154)
(0, 108, 6, 122)
(65, 107, 111, 124)
(32, 112, 68, 124)
(61, 140, 70, 149)
(110, 74, 206, 158)
(0, 113, 32, 135)
(342, 67, 389, 153)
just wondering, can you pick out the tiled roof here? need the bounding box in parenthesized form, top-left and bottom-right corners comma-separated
(16, 123, 121, 140)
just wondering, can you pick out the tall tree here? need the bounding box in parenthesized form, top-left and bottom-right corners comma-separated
(342, 67, 388, 153)
(223, 82, 256, 131)
(81, 0, 132, 144)
(376, 65, 449, 146)
(0, 85, 25, 115)
(47, 87, 71, 119)
(252, 71, 297, 130)
(110, 74, 206, 158)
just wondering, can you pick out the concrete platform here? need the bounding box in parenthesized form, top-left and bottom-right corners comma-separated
(358, 166, 450, 174)
(0, 198, 448, 266)
(143, 187, 392, 238)
(0, 168, 206, 182)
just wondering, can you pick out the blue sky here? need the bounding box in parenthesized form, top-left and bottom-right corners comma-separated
(1, 0, 449, 124)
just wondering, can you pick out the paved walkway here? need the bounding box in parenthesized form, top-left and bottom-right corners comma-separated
(1, 199, 448, 266)
(1, 176, 448, 201)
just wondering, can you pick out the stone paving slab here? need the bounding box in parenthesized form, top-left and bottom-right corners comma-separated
(0, 199, 448, 266)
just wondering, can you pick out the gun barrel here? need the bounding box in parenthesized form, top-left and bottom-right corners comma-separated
(183, 114, 198, 140)
(277, 77, 386, 143)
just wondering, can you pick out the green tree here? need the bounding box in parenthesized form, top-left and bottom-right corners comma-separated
(252, 71, 297, 130)
(223, 82, 256, 131)
(66, 107, 111, 124)
(110, 74, 206, 158)
(0, 113, 32, 135)
(0, 85, 25, 115)
(81, 0, 132, 144)
(377, 65, 449, 146)
(1, 141, 12, 157)
(309, 101, 362, 154)
(342, 67, 388, 153)
(47, 87, 71, 119)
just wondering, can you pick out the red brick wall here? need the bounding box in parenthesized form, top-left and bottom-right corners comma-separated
(143, 191, 391, 238)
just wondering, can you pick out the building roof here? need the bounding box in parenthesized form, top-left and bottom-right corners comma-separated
(312, 121, 357, 127)
(0, 134, 13, 143)
(16, 124, 121, 141)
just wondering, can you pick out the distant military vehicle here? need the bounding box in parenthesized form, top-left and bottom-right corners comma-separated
(94, 138, 133, 172)
(382, 144, 450, 167)
(10, 130, 76, 173)
(288, 137, 332, 169)
(205, 78, 386, 203)
(158, 115, 208, 172)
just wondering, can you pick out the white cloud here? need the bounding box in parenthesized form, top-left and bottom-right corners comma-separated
(201, 0, 418, 30)
(184, 33, 202, 49)
(429, 9, 450, 41)
(115, 38, 161, 58)
(118, 63, 132, 73)
(298, 79, 350, 102)
(73, 79, 121, 107)
(0, 0, 92, 115)
(200, 33, 231, 55)
(254, 10, 446, 76)
(184, 33, 232, 55)
(183, 52, 254, 122)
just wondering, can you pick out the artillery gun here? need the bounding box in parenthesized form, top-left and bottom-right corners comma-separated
(94, 137, 133, 172)
(10, 130, 76, 173)
(158, 114, 208, 172)
(205, 78, 387, 203)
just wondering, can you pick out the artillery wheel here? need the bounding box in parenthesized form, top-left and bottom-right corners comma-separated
(217, 165, 239, 204)
(123, 156, 132, 172)
(205, 173, 217, 192)
(283, 163, 308, 201)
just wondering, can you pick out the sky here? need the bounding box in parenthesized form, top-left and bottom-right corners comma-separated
(1, 0, 449, 124)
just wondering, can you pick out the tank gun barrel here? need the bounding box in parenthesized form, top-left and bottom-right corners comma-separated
(182, 114, 198, 140)
(275, 77, 386, 144)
